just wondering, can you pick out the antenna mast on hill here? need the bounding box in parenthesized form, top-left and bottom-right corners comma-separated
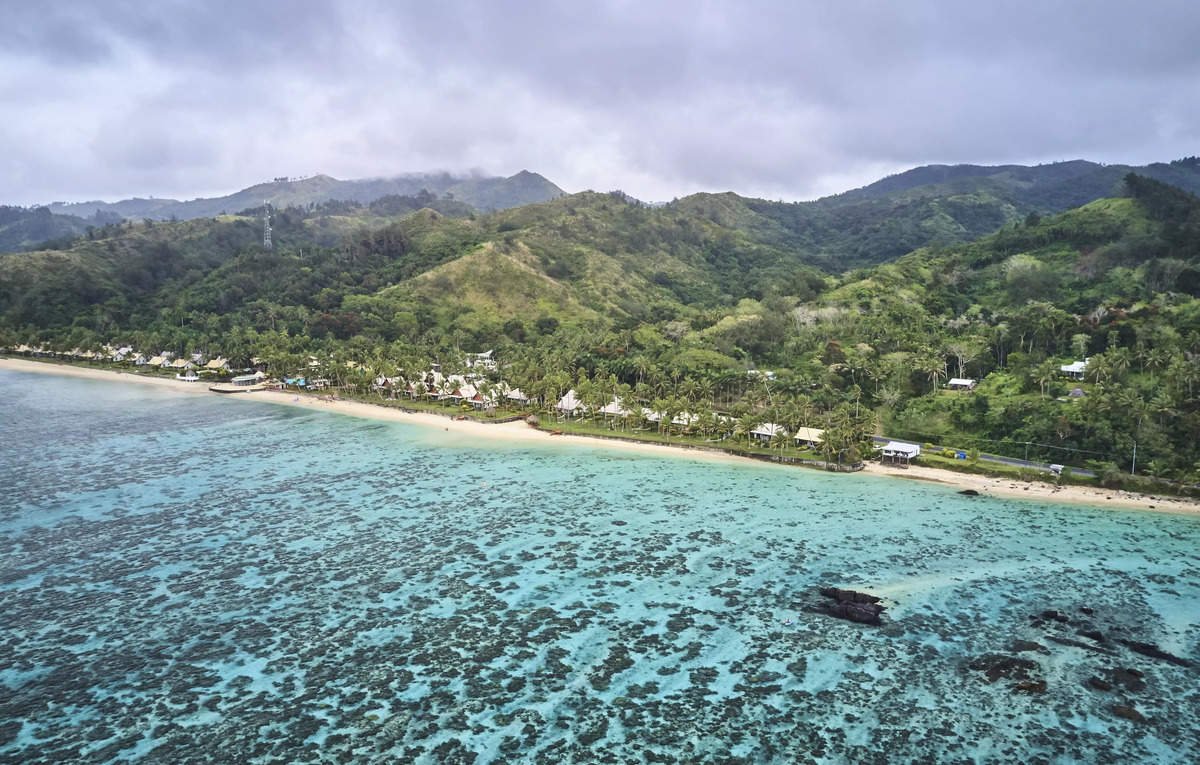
(263, 202, 273, 250)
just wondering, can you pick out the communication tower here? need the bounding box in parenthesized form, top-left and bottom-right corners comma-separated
(263, 202, 273, 250)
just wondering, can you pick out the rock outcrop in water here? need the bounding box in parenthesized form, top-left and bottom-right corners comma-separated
(811, 588, 885, 626)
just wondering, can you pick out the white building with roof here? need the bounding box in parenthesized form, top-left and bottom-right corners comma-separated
(1060, 359, 1089, 379)
(881, 441, 921, 466)
(751, 422, 788, 442)
(556, 389, 584, 416)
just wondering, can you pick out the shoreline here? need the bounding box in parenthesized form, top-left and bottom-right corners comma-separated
(4, 357, 1199, 516)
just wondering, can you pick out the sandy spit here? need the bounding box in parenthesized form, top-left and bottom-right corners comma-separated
(4, 357, 1198, 516)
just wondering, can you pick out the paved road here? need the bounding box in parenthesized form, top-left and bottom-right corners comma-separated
(872, 436, 1097, 477)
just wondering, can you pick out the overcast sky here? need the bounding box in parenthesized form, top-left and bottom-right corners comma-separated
(3, 0, 1199, 206)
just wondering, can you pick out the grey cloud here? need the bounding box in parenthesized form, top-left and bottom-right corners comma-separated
(2, 1, 1199, 206)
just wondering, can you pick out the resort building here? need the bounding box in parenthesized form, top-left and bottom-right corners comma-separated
(465, 350, 497, 371)
(750, 422, 787, 443)
(599, 398, 632, 418)
(793, 427, 825, 447)
(205, 358, 230, 372)
(881, 441, 921, 467)
(556, 390, 584, 416)
(170, 358, 195, 371)
(505, 387, 531, 405)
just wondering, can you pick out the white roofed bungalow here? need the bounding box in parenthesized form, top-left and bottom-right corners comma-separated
(451, 383, 476, 404)
(147, 355, 168, 367)
(1060, 358, 1089, 380)
(599, 397, 632, 418)
(671, 412, 698, 427)
(881, 441, 921, 467)
(793, 427, 825, 447)
(947, 378, 976, 391)
(556, 389, 584, 417)
(205, 357, 230, 372)
(505, 387, 530, 404)
(751, 422, 788, 443)
(170, 358, 195, 370)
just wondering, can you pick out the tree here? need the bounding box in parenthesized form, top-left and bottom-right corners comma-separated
(1034, 360, 1058, 399)
(769, 429, 790, 458)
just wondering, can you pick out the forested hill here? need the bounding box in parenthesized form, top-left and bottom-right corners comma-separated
(0, 206, 98, 254)
(44, 170, 565, 222)
(4, 173, 1200, 480)
(733, 157, 1200, 268)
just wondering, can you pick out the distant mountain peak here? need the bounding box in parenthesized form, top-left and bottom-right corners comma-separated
(41, 170, 565, 221)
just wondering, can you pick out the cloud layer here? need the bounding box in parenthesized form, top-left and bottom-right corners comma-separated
(3, 1, 1199, 205)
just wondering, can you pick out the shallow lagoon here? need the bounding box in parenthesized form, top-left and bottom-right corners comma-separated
(1, 370, 1198, 763)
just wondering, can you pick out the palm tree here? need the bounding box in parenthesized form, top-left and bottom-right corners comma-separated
(650, 397, 669, 435)
(1034, 360, 1058, 399)
(916, 350, 947, 392)
(1109, 347, 1132, 378)
(1145, 348, 1169, 382)
(769, 429, 790, 459)
(438, 377, 456, 407)
(735, 413, 759, 449)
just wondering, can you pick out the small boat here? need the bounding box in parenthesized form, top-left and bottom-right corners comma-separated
(209, 373, 267, 394)
(176, 372, 201, 382)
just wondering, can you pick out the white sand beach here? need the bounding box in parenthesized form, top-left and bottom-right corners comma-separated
(4, 357, 1198, 516)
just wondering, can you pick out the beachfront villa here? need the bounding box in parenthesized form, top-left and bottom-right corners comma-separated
(556, 389, 584, 417)
(751, 422, 787, 443)
(881, 441, 921, 467)
(793, 427, 825, 447)
(505, 387, 531, 405)
(205, 357, 230, 372)
(598, 398, 632, 418)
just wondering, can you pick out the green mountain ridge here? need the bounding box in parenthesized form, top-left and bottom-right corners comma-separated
(44, 170, 566, 222)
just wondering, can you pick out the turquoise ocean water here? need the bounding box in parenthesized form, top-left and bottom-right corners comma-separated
(0, 369, 1197, 763)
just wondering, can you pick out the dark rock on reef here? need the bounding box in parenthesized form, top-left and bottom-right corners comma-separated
(958, 489, 980, 496)
(1046, 635, 1117, 656)
(1011, 679, 1047, 694)
(1087, 676, 1114, 691)
(1117, 639, 1194, 667)
(1040, 609, 1069, 623)
(819, 587, 881, 604)
(1079, 606, 1095, 615)
(811, 588, 885, 625)
(1009, 640, 1048, 654)
(1077, 629, 1106, 642)
(967, 654, 1038, 683)
(1111, 705, 1148, 724)
(1109, 667, 1147, 692)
